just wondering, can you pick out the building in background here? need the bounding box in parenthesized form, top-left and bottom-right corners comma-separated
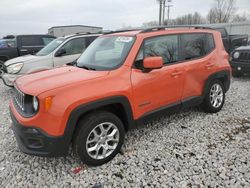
(48, 25, 102, 37)
(203, 21, 250, 36)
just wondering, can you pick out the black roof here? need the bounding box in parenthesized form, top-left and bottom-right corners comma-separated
(49, 25, 102, 30)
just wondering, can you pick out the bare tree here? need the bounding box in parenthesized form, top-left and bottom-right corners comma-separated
(142, 21, 158, 28)
(166, 12, 206, 25)
(232, 14, 248, 22)
(207, 0, 237, 23)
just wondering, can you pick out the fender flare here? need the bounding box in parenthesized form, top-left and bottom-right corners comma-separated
(62, 96, 135, 146)
(0, 56, 9, 62)
(203, 70, 231, 97)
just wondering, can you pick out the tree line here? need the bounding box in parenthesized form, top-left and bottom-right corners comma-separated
(143, 0, 248, 27)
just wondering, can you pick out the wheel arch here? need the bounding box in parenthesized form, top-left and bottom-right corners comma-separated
(0, 55, 9, 62)
(203, 70, 231, 97)
(63, 96, 135, 146)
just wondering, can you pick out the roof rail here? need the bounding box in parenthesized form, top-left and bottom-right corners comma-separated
(140, 25, 215, 33)
(103, 28, 143, 35)
(75, 32, 102, 35)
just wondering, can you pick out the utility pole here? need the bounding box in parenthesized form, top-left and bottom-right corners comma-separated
(165, 0, 173, 25)
(157, 0, 165, 26)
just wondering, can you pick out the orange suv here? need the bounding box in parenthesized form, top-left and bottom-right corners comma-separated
(10, 26, 231, 166)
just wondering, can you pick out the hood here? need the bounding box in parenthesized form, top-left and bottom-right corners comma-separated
(4, 54, 49, 66)
(235, 45, 250, 51)
(15, 66, 109, 96)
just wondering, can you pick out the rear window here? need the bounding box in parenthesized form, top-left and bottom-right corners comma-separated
(21, 36, 43, 47)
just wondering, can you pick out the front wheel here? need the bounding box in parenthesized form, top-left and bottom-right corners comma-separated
(201, 79, 225, 113)
(73, 111, 125, 166)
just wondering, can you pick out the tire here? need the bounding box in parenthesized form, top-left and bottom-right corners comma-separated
(0, 60, 4, 78)
(232, 71, 243, 78)
(201, 79, 225, 113)
(73, 111, 125, 166)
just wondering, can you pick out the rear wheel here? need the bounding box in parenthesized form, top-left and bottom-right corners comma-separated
(73, 111, 125, 166)
(201, 79, 225, 113)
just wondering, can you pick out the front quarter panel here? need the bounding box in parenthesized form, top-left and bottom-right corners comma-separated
(36, 66, 134, 136)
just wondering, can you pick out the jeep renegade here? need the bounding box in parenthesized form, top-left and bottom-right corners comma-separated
(10, 26, 231, 166)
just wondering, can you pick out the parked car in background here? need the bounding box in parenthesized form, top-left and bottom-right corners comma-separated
(1, 33, 100, 86)
(10, 26, 231, 166)
(214, 28, 248, 53)
(230, 46, 250, 77)
(0, 35, 56, 64)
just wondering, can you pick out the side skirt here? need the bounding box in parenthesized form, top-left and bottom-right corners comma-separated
(135, 96, 203, 126)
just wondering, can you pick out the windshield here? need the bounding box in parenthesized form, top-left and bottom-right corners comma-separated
(77, 36, 135, 70)
(36, 38, 65, 56)
(0, 39, 16, 48)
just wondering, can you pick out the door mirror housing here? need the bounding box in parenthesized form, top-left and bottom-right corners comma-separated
(55, 48, 66, 57)
(143, 57, 163, 71)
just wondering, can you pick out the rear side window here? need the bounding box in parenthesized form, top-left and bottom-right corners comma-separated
(87, 36, 98, 45)
(21, 36, 43, 47)
(60, 37, 86, 56)
(144, 35, 179, 64)
(205, 34, 215, 54)
(180, 34, 206, 60)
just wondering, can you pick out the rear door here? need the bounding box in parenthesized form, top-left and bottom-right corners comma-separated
(131, 34, 185, 119)
(180, 33, 216, 100)
(18, 35, 44, 55)
(53, 37, 87, 67)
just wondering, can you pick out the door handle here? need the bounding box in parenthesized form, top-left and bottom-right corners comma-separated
(171, 71, 183, 77)
(20, 49, 28, 52)
(205, 63, 215, 69)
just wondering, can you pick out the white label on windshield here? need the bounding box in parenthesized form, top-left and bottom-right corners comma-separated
(116, 36, 133, 43)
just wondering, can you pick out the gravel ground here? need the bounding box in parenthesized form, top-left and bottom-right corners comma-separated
(0, 77, 250, 188)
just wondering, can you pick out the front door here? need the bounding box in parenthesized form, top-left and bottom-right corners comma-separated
(131, 34, 185, 119)
(53, 37, 87, 67)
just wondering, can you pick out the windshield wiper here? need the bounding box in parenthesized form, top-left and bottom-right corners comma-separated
(78, 65, 96, 70)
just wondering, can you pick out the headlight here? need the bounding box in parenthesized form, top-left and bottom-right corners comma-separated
(233, 52, 240, 59)
(33, 96, 39, 111)
(7, 63, 23, 74)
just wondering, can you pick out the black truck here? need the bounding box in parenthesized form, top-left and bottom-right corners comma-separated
(0, 34, 56, 64)
(215, 28, 248, 53)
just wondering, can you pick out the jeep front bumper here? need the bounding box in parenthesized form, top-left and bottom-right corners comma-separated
(230, 61, 250, 73)
(10, 107, 69, 157)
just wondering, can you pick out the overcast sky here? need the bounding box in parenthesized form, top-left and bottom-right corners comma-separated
(0, 0, 249, 37)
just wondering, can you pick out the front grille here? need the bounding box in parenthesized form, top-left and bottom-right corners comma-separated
(14, 86, 25, 111)
(238, 52, 250, 62)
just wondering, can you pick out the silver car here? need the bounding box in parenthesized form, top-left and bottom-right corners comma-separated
(1, 33, 100, 86)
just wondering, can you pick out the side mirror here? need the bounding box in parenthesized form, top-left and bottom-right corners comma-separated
(143, 56, 163, 71)
(55, 49, 66, 57)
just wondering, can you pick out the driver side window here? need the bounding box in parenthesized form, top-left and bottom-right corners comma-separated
(60, 38, 86, 56)
(134, 35, 179, 69)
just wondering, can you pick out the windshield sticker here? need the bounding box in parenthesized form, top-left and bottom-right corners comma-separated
(116, 36, 133, 43)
